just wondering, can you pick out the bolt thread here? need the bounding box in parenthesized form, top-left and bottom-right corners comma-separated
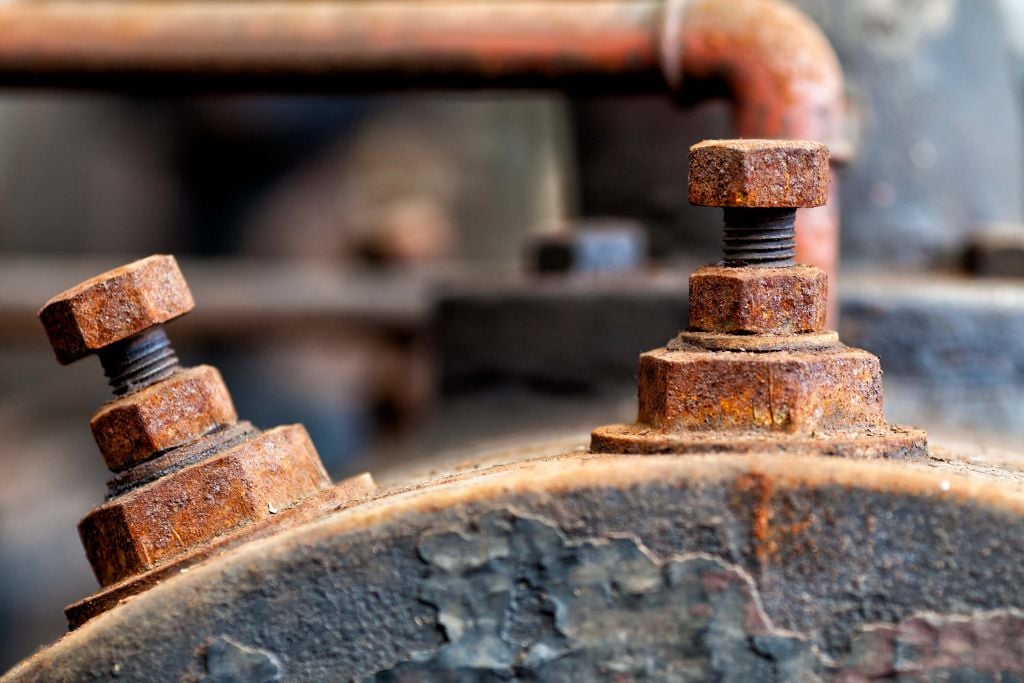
(722, 207, 797, 267)
(98, 326, 180, 396)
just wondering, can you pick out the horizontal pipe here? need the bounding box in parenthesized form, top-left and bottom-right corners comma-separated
(0, 1, 667, 91)
(0, 0, 845, 152)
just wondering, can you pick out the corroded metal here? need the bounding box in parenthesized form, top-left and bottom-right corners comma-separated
(89, 365, 236, 472)
(688, 264, 828, 334)
(38, 254, 193, 365)
(688, 139, 830, 209)
(592, 139, 924, 457)
(635, 346, 884, 433)
(590, 423, 926, 458)
(0, 0, 847, 153)
(690, 137, 832, 273)
(78, 424, 329, 587)
(34, 254, 370, 629)
(66, 472, 376, 630)
(671, 329, 839, 352)
(5, 450, 1024, 680)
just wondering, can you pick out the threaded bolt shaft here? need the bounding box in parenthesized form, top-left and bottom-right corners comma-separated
(721, 207, 797, 267)
(97, 325, 180, 396)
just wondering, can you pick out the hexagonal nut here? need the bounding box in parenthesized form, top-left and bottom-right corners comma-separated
(688, 139, 829, 208)
(79, 424, 329, 587)
(38, 254, 194, 364)
(688, 264, 828, 334)
(637, 346, 883, 434)
(90, 365, 237, 473)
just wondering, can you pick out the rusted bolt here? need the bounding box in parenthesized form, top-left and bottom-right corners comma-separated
(685, 139, 831, 337)
(38, 254, 193, 395)
(589, 139, 926, 459)
(689, 139, 829, 268)
(37, 254, 336, 597)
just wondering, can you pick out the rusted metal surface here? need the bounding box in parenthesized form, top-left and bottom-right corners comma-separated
(32, 254, 352, 630)
(688, 139, 830, 209)
(6, 451, 1024, 680)
(680, 7, 843, 286)
(89, 365, 236, 472)
(634, 345, 884, 432)
(104, 421, 257, 498)
(592, 138, 923, 457)
(689, 140, 830, 270)
(590, 423, 926, 458)
(681, 4, 844, 155)
(688, 264, 827, 334)
(37, 254, 193, 365)
(79, 424, 330, 587)
(0, 1, 662, 90)
(0, 0, 840, 112)
(671, 329, 839, 352)
(66, 472, 376, 629)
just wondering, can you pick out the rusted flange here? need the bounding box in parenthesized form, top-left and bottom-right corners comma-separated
(591, 424, 927, 458)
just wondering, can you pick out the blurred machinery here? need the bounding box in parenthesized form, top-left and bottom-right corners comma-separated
(9, 141, 1024, 680)
(2, 0, 1024, 679)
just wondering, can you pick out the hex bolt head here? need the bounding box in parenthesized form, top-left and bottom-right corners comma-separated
(689, 139, 830, 267)
(688, 139, 830, 209)
(38, 254, 194, 365)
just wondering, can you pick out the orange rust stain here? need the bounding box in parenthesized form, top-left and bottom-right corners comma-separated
(734, 473, 817, 565)
(734, 472, 773, 564)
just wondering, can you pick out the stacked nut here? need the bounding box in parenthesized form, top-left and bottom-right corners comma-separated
(40, 255, 330, 587)
(591, 140, 927, 459)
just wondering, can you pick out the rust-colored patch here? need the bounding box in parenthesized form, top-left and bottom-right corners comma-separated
(38, 254, 194, 364)
(687, 264, 828, 335)
(732, 471, 817, 566)
(78, 424, 329, 587)
(688, 139, 829, 208)
(66, 471, 375, 628)
(589, 423, 928, 460)
(90, 365, 237, 472)
(637, 346, 883, 434)
(735, 472, 773, 564)
(669, 330, 838, 352)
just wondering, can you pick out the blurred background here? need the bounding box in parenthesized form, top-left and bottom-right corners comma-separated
(4, 0, 1024, 669)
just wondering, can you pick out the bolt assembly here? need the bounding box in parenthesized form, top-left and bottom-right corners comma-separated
(38, 255, 375, 628)
(592, 139, 927, 458)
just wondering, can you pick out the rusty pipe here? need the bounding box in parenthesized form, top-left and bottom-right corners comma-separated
(0, 1, 664, 89)
(677, 0, 846, 316)
(0, 0, 846, 304)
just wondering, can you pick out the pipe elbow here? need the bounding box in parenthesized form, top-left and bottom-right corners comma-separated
(669, 0, 848, 158)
